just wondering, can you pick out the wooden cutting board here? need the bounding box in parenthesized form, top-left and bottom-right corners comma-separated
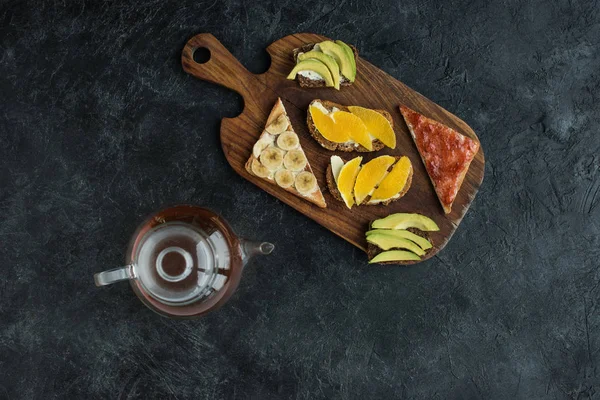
(181, 33, 485, 262)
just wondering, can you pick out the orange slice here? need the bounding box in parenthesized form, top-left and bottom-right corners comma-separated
(348, 106, 396, 149)
(309, 105, 349, 143)
(369, 156, 412, 203)
(353, 155, 395, 204)
(336, 156, 362, 209)
(330, 111, 372, 150)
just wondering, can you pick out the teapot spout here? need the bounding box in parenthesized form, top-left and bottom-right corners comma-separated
(240, 239, 274, 266)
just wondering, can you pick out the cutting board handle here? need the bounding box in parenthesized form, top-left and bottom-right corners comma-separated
(181, 33, 256, 99)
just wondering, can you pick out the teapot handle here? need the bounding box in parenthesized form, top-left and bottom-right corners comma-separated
(94, 264, 135, 287)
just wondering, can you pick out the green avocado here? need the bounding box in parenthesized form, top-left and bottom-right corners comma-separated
(369, 250, 420, 264)
(366, 229, 432, 250)
(371, 213, 440, 232)
(318, 41, 355, 83)
(286, 59, 335, 87)
(335, 40, 356, 81)
(366, 233, 425, 256)
(298, 51, 341, 90)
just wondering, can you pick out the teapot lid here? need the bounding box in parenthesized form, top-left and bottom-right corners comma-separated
(134, 221, 231, 305)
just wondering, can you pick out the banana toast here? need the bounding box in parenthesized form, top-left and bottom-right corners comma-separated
(245, 98, 327, 208)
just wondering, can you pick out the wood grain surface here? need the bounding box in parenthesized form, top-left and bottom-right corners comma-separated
(181, 33, 485, 261)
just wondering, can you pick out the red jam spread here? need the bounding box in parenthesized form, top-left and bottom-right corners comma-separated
(402, 106, 479, 205)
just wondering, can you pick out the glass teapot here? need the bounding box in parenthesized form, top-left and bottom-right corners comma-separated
(94, 205, 273, 318)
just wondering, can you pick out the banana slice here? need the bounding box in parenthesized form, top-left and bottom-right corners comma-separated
(275, 169, 294, 188)
(265, 114, 289, 135)
(252, 135, 274, 158)
(283, 149, 307, 171)
(251, 159, 270, 178)
(277, 131, 299, 150)
(294, 171, 317, 195)
(260, 147, 284, 170)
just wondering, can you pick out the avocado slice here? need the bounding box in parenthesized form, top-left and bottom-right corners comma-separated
(366, 234, 425, 256)
(369, 250, 420, 264)
(298, 51, 341, 90)
(371, 213, 440, 231)
(335, 40, 356, 81)
(318, 41, 355, 83)
(287, 59, 335, 87)
(366, 229, 432, 250)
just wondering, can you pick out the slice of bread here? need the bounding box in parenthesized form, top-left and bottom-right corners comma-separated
(325, 156, 413, 206)
(292, 43, 358, 88)
(400, 105, 480, 214)
(366, 228, 433, 265)
(307, 100, 388, 152)
(245, 98, 327, 208)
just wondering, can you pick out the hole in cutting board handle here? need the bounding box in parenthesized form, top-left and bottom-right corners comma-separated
(193, 47, 211, 64)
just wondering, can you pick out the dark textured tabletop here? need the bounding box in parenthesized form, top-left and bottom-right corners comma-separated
(2, 0, 599, 398)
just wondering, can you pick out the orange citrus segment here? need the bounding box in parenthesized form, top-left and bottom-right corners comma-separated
(330, 111, 373, 150)
(309, 105, 350, 143)
(369, 156, 413, 203)
(353, 155, 396, 204)
(336, 156, 363, 209)
(348, 106, 396, 149)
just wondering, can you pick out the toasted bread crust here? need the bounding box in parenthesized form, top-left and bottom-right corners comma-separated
(325, 156, 413, 206)
(325, 163, 345, 202)
(246, 98, 327, 208)
(292, 43, 358, 88)
(307, 100, 388, 152)
(367, 228, 433, 265)
(296, 74, 351, 88)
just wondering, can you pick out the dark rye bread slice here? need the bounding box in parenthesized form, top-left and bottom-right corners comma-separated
(307, 100, 388, 152)
(366, 228, 433, 265)
(325, 156, 413, 206)
(291, 43, 359, 88)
